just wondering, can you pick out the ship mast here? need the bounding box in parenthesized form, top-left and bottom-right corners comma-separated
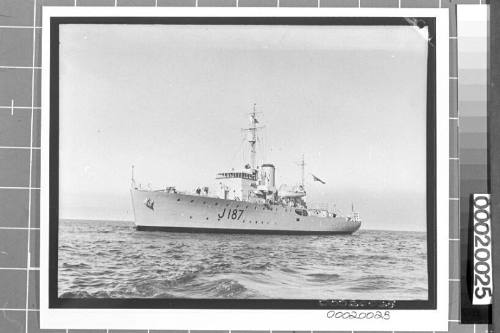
(131, 165, 136, 188)
(243, 103, 263, 169)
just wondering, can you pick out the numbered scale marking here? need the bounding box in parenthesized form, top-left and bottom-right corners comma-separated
(472, 194, 493, 305)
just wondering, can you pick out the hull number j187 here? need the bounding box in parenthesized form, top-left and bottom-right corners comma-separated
(218, 208, 245, 220)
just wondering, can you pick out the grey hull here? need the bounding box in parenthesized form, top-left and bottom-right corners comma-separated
(131, 189, 361, 235)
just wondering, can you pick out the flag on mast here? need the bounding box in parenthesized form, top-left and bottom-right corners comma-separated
(311, 174, 326, 184)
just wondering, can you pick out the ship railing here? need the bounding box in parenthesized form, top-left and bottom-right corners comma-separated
(306, 208, 329, 217)
(308, 202, 333, 212)
(176, 190, 220, 198)
(155, 186, 177, 193)
(309, 202, 329, 207)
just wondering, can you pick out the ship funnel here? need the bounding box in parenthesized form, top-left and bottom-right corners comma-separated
(261, 164, 275, 189)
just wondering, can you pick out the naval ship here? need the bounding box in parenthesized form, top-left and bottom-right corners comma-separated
(130, 105, 362, 235)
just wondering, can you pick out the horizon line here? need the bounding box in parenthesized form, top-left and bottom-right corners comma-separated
(59, 217, 426, 233)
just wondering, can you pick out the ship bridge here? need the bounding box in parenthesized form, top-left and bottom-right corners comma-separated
(216, 169, 257, 181)
(216, 168, 257, 201)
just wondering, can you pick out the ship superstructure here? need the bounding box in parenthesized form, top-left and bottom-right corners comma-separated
(130, 105, 361, 235)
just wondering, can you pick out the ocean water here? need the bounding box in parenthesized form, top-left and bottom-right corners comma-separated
(58, 220, 428, 300)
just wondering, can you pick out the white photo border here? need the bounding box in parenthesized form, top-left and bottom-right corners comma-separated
(40, 7, 449, 331)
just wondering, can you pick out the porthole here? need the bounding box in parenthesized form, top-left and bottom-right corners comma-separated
(215, 202, 218, 206)
(206, 217, 209, 220)
(189, 216, 192, 219)
(296, 218, 300, 222)
(177, 198, 180, 202)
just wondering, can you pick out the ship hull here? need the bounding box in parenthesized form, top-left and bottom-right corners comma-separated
(135, 225, 355, 235)
(131, 189, 361, 235)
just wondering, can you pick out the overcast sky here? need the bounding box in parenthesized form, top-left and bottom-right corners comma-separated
(59, 24, 429, 231)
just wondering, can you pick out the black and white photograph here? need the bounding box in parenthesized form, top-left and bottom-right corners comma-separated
(53, 18, 433, 303)
(40, 11, 451, 331)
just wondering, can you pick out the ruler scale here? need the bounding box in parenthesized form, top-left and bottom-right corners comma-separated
(457, 4, 491, 324)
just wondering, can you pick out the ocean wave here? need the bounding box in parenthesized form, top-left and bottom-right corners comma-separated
(208, 279, 248, 298)
(165, 271, 200, 286)
(306, 273, 340, 282)
(244, 262, 272, 271)
(205, 262, 232, 274)
(58, 220, 429, 300)
(60, 290, 111, 298)
(153, 292, 177, 298)
(364, 254, 393, 261)
(59, 291, 90, 298)
(62, 262, 90, 269)
(347, 275, 400, 292)
(280, 267, 298, 274)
